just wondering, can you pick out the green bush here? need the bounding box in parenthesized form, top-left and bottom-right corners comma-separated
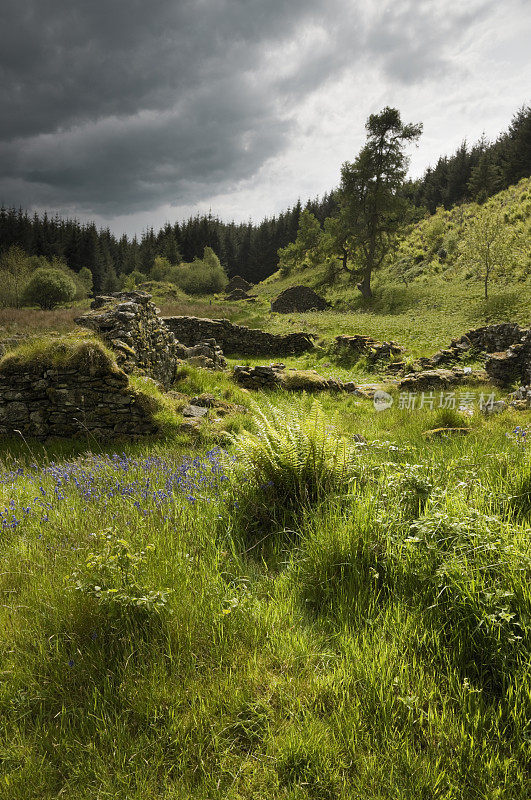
(172, 248, 227, 295)
(70, 528, 172, 624)
(120, 269, 148, 290)
(23, 267, 76, 309)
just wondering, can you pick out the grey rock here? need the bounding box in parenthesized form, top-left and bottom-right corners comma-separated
(182, 404, 209, 418)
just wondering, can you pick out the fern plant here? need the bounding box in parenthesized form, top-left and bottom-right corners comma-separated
(226, 398, 356, 542)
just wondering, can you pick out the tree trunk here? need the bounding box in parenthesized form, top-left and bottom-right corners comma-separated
(358, 268, 373, 299)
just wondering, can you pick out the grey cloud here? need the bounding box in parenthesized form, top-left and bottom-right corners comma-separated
(0, 0, 510, 217)
(364, 0, 497, 83)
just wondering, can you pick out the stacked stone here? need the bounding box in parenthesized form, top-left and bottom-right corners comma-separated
(224, 288, 252, 301)
(233, 364, 284, 389)
(163, 315, 315, 355)
(486, 329, 531, 386)
(399, 368, 489, 392)
(418, 323, 528, 370)
(456, 323, 526, 353)
(226, 275, 253, 292)
(183, 338, 227, 370)
(76, 292, 226, 387)
(0, 360, 158, 440)
(76, 292, 180, 388)
(333, 335, 404, 362)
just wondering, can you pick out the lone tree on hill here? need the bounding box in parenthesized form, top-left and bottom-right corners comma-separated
(337, 107, 422, 299)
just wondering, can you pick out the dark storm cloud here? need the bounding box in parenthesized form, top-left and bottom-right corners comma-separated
(0, 0, 499, 216)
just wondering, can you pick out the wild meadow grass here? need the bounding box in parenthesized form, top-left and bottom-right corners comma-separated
(0, 390, 530, 799)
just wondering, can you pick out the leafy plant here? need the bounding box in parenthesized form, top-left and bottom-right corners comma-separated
(227, 398, 356, 540)
(70, 528, 172, 620)
(383, 463, 434, 518)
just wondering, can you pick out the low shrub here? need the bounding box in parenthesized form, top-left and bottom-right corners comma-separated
(69, 528, 173, 627)
(429, 407, 472, 430)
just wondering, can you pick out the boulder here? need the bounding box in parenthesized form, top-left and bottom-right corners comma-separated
(224, 288, 251, 301)
(270, 286, 328, 313)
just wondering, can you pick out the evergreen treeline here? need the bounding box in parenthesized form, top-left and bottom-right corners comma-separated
(0, 195, 335, 292)
(0, 106, 527, 290)
(405, 104, 531, 212)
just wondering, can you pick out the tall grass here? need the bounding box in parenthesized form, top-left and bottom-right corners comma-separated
(0, 393, 530, 798)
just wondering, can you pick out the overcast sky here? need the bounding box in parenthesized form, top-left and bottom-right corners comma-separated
(1, 0, 529, 236)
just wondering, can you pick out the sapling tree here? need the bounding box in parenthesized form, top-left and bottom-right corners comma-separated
(458, 202, 523, 298)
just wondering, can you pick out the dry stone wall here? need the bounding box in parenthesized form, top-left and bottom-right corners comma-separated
(333, 335, 404, 363)
(0, 348, 158, 440)
(486, 330, 531, 386)
(232, 363, 357, 393)
(76, 292, 181, 388)
(76, 292, 226, 387)
(163, 315, 314, 355)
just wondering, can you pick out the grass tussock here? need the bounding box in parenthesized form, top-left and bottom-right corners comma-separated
(0, 331, 119, 374)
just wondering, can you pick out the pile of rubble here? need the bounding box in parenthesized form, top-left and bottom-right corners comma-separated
(226, 275, 253, 292)
(333, 334, 404, 363)
(270, 285, 328, 313)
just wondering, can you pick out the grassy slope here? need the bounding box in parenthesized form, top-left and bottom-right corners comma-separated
(245, 177, 531, 353)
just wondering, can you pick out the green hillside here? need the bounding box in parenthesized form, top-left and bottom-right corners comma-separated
(237, 178, 530, 356)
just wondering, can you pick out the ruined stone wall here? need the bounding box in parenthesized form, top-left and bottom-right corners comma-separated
(163, 315, 314, 355)
(232, 364, 356, 392)
(75, 292, 180, 388)
(76, 293, 227, 385)
(332, 335, 403, 362)
(486, 330, 531, 386)
(0, 354, 158, 440)
(455, 323, 526, 353)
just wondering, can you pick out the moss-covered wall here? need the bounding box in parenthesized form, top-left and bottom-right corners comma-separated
(0, 338, 158, 440)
